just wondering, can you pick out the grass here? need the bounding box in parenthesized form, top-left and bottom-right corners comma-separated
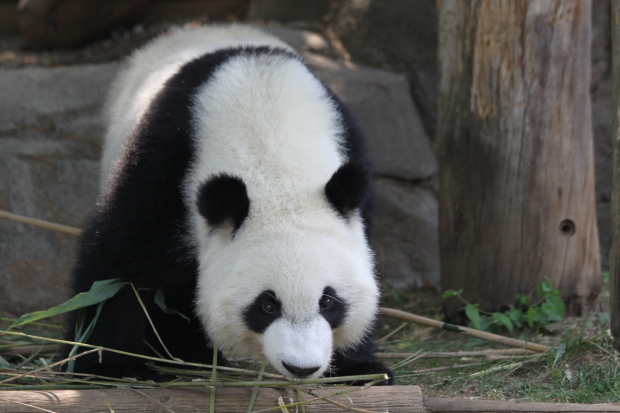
(376, 283, 619, 403)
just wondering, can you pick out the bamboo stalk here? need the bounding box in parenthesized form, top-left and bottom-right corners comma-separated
(376, 349, 538, 359)
(0, 210, 82, 236)
(379, 307, 550, 353)
(0, 344, 60, 356)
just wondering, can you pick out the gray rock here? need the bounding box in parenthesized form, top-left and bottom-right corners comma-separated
(260, 26, 335, 57)
(247, 0, 330, 23)
(305, 53, 436, 181)
(0, 63, 117, 316)
(329, 0, 438, 140)
(371, 177, 440, 288)
(0, 29, 439, 316)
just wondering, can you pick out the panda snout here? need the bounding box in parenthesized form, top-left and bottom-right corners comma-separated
(282, 361, 320, 378)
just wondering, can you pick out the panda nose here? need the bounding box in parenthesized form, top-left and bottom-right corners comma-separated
(282, 362, 320, 378)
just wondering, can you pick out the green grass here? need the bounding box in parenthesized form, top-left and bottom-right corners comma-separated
(377, 284, 619, 403)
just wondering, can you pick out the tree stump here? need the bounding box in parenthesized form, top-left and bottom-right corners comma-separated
(437, 0, 600, 320)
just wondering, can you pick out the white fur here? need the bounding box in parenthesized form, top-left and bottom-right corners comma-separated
(102, 25, 379, 378)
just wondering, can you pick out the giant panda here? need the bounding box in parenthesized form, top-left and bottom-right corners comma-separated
(64, 24, 393, 384)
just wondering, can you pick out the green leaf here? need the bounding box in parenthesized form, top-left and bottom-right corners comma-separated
(599, 313, 611, 325)
(154, 289, 191, 323)
(66, 301, 107, 375)
(552, 342, 566, 368)
(9, 279, 126, 330)
(0, 355, 12, 368)
(527, 306, 537, 328)
(515, 294, 529, 308)
(492, 312, 514, 333)
(541, 296, 565, 321)
(506, 308, 523, 328)
(464, 304, 482, 330)
(441, 289, 461, 301)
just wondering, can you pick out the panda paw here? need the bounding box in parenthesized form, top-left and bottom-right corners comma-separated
(332, 361, 394, 386)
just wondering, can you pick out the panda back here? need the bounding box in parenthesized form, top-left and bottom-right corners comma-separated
(100, 25, 294, 188)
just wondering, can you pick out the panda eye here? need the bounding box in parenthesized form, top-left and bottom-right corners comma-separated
(262, 301, 276, 315)
(319, 295, 334, 310)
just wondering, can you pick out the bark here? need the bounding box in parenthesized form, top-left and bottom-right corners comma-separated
(610, 0, 620, 350)
(437, 0, 600, 320)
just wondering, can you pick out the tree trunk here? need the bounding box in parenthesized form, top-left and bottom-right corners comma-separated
(610, 0, 620, 350)
(437, 0, 600, 321)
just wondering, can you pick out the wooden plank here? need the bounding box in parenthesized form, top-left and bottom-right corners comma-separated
(0, 385, 423, 412)
(425, 397, 620, 413)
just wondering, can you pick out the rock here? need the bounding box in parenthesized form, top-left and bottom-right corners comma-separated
(260, 26, 335, 58)
(247, 0, 330, 22)
(371, 178, 440, 288)
(329, 0, 438, 140)
(17, 0, 150, 48)
(0, 27, 439, 317)
(305, 53, 436, 181)
(0, 63, 118, 317)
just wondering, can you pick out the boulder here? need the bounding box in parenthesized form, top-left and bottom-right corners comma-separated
(246, 0, 330, 23)
(371, 178, 440, 288)
(0, 63, 118, 317)
(0, 27, 439, 316)
(329, 0, 438, 140)
(17, 0, 150, 48)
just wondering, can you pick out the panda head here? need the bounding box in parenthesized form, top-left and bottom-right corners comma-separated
(193, 161, 378, 379)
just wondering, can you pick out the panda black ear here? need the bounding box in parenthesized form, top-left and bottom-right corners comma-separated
(196, 173, 250, 231)
(325, 161, 370, 217)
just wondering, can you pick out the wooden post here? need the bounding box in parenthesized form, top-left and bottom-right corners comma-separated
(610, 0, 620, 350)
(437, 0, 600, 320)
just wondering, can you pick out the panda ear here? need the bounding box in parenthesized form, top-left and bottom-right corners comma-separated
(196, 173, 250, 232)
(325, 161, 370, 217)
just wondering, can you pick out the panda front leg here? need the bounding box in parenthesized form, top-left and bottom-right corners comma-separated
(330, 333, 394, 385)
(63, 286, 166, 381)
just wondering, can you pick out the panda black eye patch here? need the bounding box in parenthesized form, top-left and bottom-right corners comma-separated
(243, 290, 282, 334)
(320, 286, 347, 329)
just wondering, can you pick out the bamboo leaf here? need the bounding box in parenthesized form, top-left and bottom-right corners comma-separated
(154, 289, 191, 323)
(9, 279, 126, 330)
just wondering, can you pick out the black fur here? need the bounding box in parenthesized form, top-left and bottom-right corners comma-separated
(63, 47, 278, 379)
(325, 161, 371, 218)
(243, 290, 282, 334)
(197, 173, 250, 231)
(319, 286, 347, 329)
(63, 43, 390, 383)
(331, 333, 395, 385)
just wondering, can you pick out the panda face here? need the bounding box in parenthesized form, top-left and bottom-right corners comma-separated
(243, 287, 347, 378)
(194, 223, 378, 379)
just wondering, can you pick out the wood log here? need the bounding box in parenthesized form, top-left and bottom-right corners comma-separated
(610, 0, 620, 351)
(424, 397, 620, 412)
(2, 386, 619, 412)
(437, 0, 600, 320)
(0, 386, 423, 413)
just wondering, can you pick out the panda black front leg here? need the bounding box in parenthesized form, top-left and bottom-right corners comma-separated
(330, 333, 395, 385)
